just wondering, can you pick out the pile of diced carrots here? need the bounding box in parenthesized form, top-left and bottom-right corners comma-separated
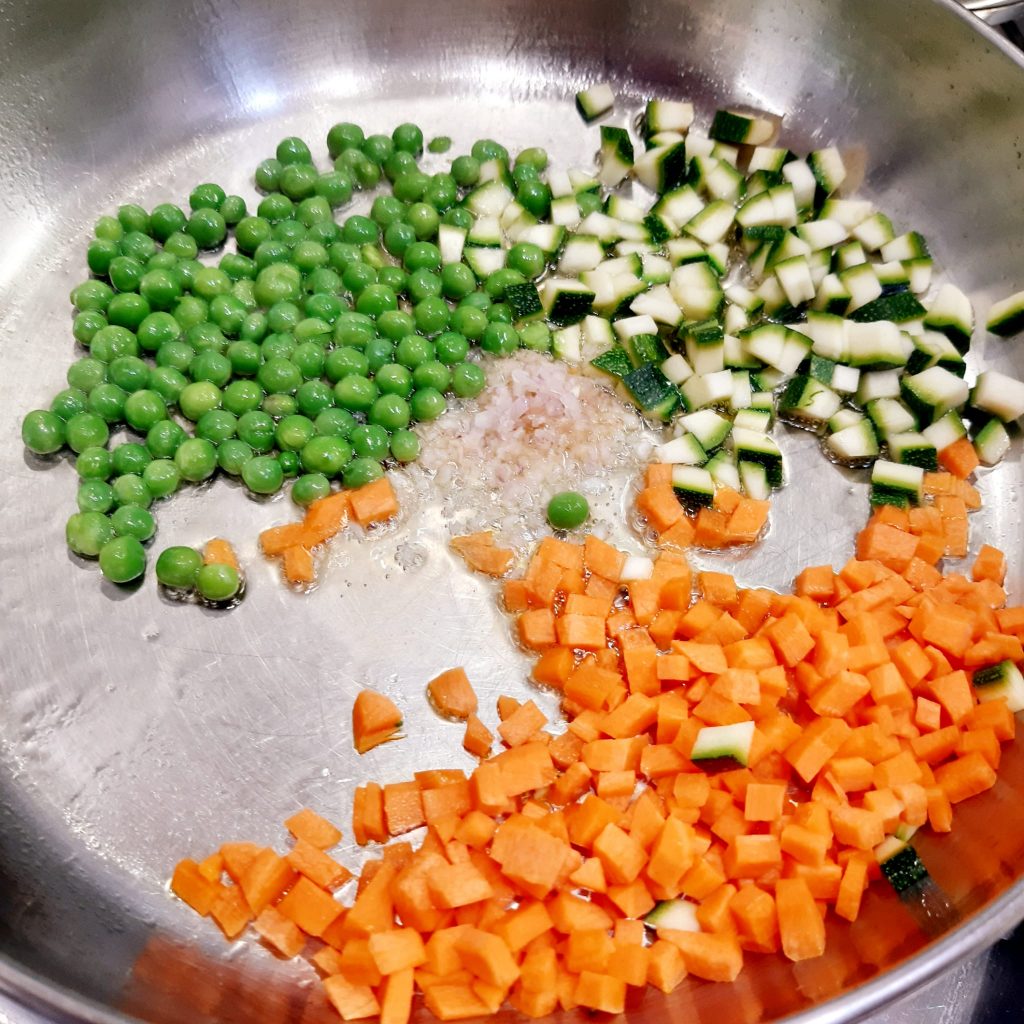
(174, 488, 1022, 1024)
(637, 468, 771, 549)
(260, 478, 400, 587)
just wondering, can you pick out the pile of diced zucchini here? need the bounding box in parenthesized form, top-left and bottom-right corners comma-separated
(512, 87, 1024, 506)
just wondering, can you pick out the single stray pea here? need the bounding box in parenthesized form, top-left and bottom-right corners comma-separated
(546, 490, 590, 531)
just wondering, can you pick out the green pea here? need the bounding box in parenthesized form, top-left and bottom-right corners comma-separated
(577, 191, 602, 216)
(374, 363, 413, 399)
(148, 367, 188, 405)
(172, 294, 207, 330)
(276, 136, 312, 165)
(196, 409, 238, 444)
(410, 386, 447, 421)
(106, 256, 143, 293)
(408, 268, 443, 302)
(506, 243, 547, 280)
(88, 383, 128, 424)
(300, 435, 352, 476)
(406, 202, 440, 240)
(66, 511, 114, 558)
(292, 240, 328, 274)
(78, 479, 114, 513)
(255, 158, 283, 192)
(403, 241, 441, 273)
(428, 136, 452, 154)
(87, 238, 119, 276)
(383, 221, 416, 259)
(164, 231, 199, 260)
(93, 215, 123, 242)
(197, 563, 242, 603)
(155, 342, 194, 376)
(65, 412, 109, 453)
(174, 437, 218, 481)
(327, 122, 365, 158)
(254, 263, 302, 307)
(223, 379, 264, 417)
(97, 536, 146, 585)
(146, 420, 187, 459)
(334, 374, 378, 412)
(178, 381, 222, 421)
(242, 455, 284, 495)
(449, 305, 488, 341)
(519, 322, 552, 352)
(471, 139, 508, 163)
(342, 215, 379, 246)
(452, 361, 486, 398)
(217, 438, 253, 476)
(304, 292, 343, 323)
(414, 296, 451, 336)
(323, 346, 367, 384)
(389, 428, 421, 463)
(394, 334, 432, 369)
(136, 312, 181, 353)
(333, 312, 375, 348)
(143, 459, 181, 498)
(315, 407, 356, 438)
(371, 195, 406, 227)
(369, 394, 411, 432)
(267, 301, 303, 333)
(434, 331, 470, 365)
(315, 171, 353, 209)
(383, 149, 418, 183)
(451, 155, 480, 188)
(480, 322, 518, 356)
(21, 410, 66, 454)
(485, 268, 526, 301)
(443, 206, 474, 230)
(362, 133, 395, 165)
(110, 504, 156, 542)
(73, 311, 108, 347)
(392, 122, 424, 156)
(276, 414, 317, 452)
(355, 284, 398, 320)
(262, 393, 297, 419)
(546, 490, 590, 530)
(237, 410, 276, 452)
(424, 173, 458, 212)
(364, 337, 395, 374)
(50, 387, 88, 422)
(67, 357, 107, 393)
(111, 473, 152, 509)
(106, 293, 150, 332)
(261, 333, 296, 361)
(278, 162, 317, 201)
(388, 171, 425, 204)
(123, 390, 167, 432)
(342, 261, 376, 294)
(156, 546, 203, 588)
(77, 446, 112, 480)
(516, 179, 552, 219)
(350, 424, 390, 460)
(185, 208, 227, 249)
(91, 326, 139, 363)
(343, 457, 384, 489)
(71, 278, 113, 313)
(149, 202, 186, 240)
(440, 263, 476, 300)
(258, 357, 302, 394)
(111, 442, 151, 477)
(305, 267, 343, 295)
(292, 473, 332, 507)
(277, 450, 300, 477)
(292, 342, 326, 380)
(413, 360, 452, 393)
(295, 379, 335, 417)
(188, 321, 226, 354)
(189, 182, 225, 211)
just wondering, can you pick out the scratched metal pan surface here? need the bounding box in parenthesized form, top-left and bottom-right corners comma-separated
(1, 0, 1024, 1021)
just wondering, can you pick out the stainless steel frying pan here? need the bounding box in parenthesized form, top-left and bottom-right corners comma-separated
(2, 1, 1024, 1022)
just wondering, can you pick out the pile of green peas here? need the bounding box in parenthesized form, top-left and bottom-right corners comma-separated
(22, 122, 563, 589)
